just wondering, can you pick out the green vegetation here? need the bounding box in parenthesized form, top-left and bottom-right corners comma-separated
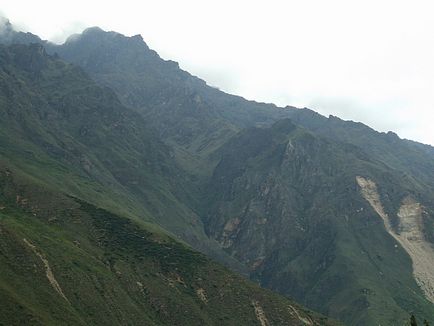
(0, 42, 337, 325)
(0, 165, 338, 325)
(201, 120, 434, 324)
(0, 42, 242, 272)
(1, 22, 434, 325)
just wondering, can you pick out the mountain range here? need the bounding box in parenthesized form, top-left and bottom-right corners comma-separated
(1, 18, 433, 325)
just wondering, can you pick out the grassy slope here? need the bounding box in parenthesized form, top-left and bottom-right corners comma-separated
(0, 165, 338, 326)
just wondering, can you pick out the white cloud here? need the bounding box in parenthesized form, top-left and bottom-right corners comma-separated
(2, 0, 434, 145)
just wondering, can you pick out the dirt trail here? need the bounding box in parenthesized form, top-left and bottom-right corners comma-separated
(356, 176, 434, 303)
(196, 288, 208, 303)
(288, 304, 314, 325)
(252, 300, 270, 326)
(23, 238, 69, 302)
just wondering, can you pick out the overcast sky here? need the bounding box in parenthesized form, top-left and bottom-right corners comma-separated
(2, 0, 434, 145)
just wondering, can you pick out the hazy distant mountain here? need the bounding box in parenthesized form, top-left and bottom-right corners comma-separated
(1, 20, 434, 325)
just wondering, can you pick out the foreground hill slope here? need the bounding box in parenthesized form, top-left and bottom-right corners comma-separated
(0, 164, 336, 325)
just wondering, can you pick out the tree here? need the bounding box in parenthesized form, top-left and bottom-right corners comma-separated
(410, 315, 418, 326)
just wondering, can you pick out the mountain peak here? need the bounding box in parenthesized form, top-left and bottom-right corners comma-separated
(65, 26, 148, 49)
(0, 18, 42, 45)
(0, 17, 15, 39)
(0, 17, 13, 33)
(83, 26, 104, 34)
(65, 26, 105, 43)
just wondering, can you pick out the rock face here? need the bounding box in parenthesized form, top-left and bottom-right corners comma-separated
(397, 197, 434, 303)
(356, 176, 392, 229)
(357, 177, 434, 304)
